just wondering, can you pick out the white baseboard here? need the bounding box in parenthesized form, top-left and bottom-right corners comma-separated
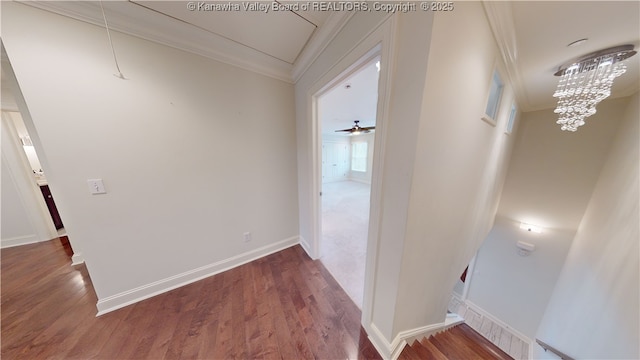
(464, 300, 532, 344)
(367, 316, 464, 360)
(71, 253, 85, 265)
(298, 235, 316, 259)
(368, 323, 394, 360)
(463, 299, 533, 359)
(404, 313, 464, 344)
(348, 177, 372, 185)
(96, 236, 299, 316)
(391, 316, 464, 360)
(1, 234, 42, 248)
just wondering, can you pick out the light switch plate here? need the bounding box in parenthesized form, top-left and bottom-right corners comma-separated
(87, 179, 106, 194)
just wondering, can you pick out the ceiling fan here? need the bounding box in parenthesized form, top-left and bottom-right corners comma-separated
(335, 120, 375, 134)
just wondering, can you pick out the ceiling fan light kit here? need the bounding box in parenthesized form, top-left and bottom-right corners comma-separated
(335, 120, 375, 135)
(553, 44, 636, 132)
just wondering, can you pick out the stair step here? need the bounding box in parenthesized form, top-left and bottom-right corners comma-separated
(419, 337, 449, 360)
(399, 324, 514, 360)
(433, 327, 485, 359)
(398, 342, 422, 360)
(449, 324, 513, 360)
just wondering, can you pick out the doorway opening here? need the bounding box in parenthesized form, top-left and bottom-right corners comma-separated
(1, 45, 72, 257)
(317, 55, 380, 308)
(6, 112, 66, 232)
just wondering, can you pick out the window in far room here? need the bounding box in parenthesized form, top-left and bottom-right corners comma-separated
(351, 142, 367, 172)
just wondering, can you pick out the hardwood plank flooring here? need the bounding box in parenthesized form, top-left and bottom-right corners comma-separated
(1, 238, 381, 359)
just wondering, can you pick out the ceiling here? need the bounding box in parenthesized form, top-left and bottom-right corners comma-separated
(9, 1, 640, 117)
(319, 59, 380, 135)
(488, 1, 640, 112)
(21, 0, 338, 83)
(130, 1, 327, 64)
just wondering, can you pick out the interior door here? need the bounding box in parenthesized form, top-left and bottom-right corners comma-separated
(322, 142, 349, 183)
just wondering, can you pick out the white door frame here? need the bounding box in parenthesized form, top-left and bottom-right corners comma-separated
(310, 45, 383, 258)
(461, 254, 478, 301)
(307, 15, 397, 329)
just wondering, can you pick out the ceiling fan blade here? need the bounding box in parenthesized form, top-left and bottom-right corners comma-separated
(334, 121, 375, 133)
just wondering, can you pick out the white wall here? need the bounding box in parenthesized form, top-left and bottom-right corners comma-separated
(466, 217, 574, 338)
(535, 93, 639, 359)
(1, 158, 35, 243)
(2, 2, 299, 312)
(463, 97, 628, 340)
(369, 12, 434, 342)
(393, 2, 518, 335)
(498, 98, 626, 230)
(10, 112, 45, 174)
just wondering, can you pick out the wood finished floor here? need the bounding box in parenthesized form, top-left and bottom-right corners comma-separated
(1, 238, 381, 359)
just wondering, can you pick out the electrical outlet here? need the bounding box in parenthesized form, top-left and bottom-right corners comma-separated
(243, 232, 252, 242)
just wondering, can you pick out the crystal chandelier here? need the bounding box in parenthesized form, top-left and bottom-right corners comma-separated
(553, 45, 636, 132)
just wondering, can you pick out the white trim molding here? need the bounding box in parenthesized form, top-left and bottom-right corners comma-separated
(482, 1, 530, 112)
(368, 323, 394, 360)
(462, 299, 534, 359)
(348, 177, 372, 185)
(71, 253, 85, 266)
(22, 1, 353, 84)
(368, 314, 465, 360)
(96, 236, 299, 316)
(400, 313, 465, 348)
(1, 234, 41, 249)
(298, 235, 316, 260)
(292, 11, 355, 83)
(21, 1, 293, 82)
(464, 299, 532, 345)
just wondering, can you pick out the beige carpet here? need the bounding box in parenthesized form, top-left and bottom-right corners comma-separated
(320, 180, 370, 308)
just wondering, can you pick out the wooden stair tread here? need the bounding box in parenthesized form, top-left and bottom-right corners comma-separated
(449, 324, 513, 360)
(413, 338, 448, 360)
(399, 324, 514, 360)
(419, 337, 449, 360)
(434, 328, 486, 359)
(398, 342, 422, 360)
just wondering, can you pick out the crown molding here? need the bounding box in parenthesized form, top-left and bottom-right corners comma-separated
(483, 1, 532, 112)
(19, 2, 359, 85)
(291, 11, 355, 83)
(19, 1, 295, 83)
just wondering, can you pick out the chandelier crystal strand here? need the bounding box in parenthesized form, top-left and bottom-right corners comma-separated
(553, 47, 632, 132)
